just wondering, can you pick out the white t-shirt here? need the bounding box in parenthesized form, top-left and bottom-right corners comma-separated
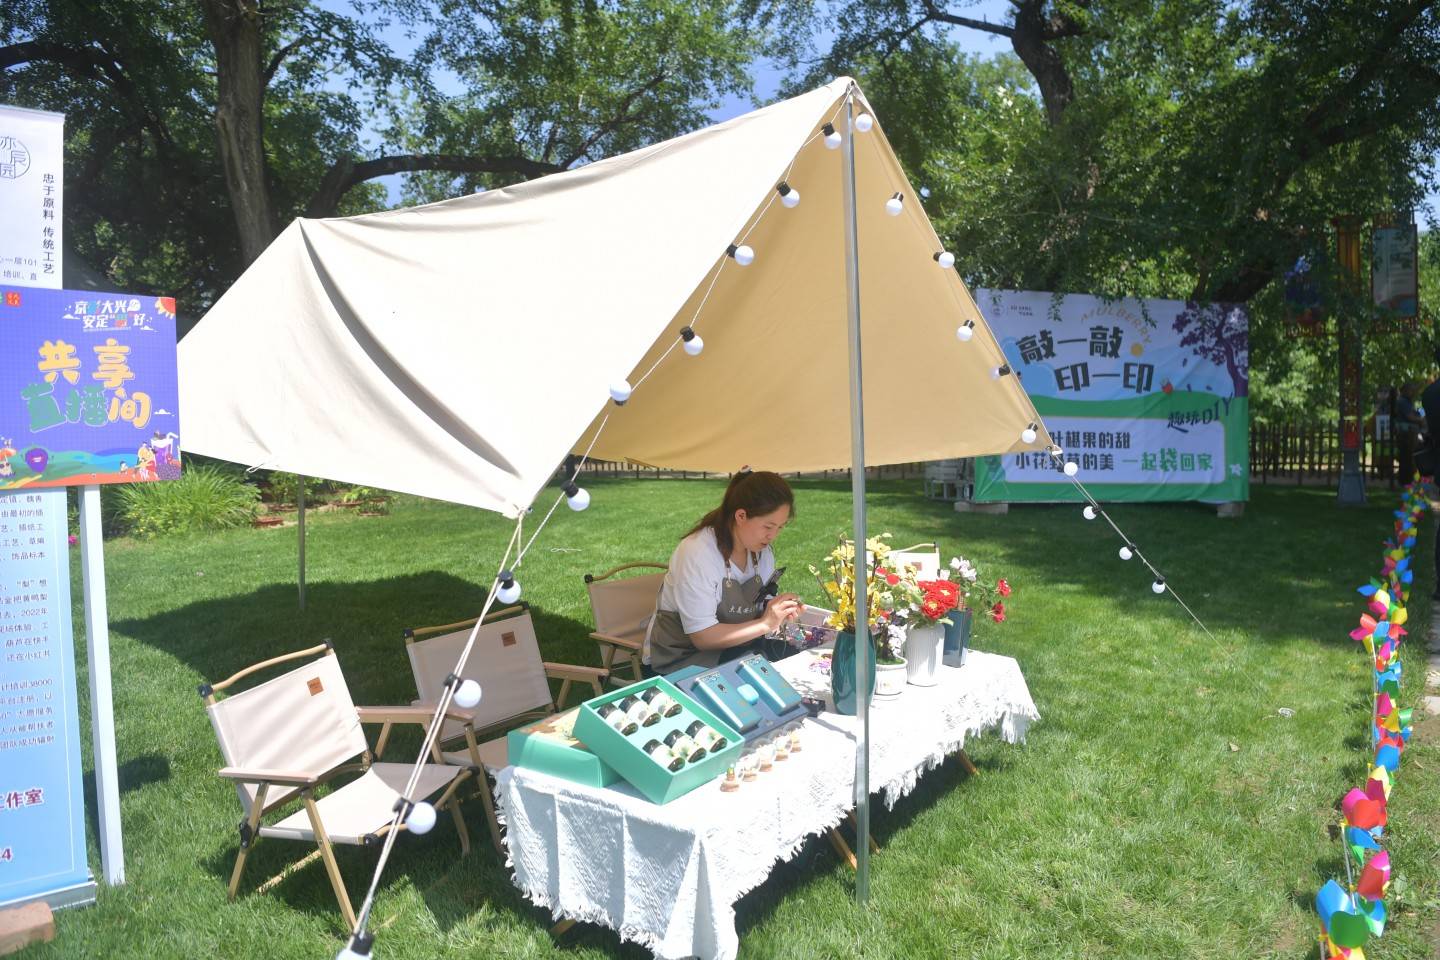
(657, 526, 777, 635)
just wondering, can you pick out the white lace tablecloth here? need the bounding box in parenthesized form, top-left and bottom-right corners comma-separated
(494, 648, 1039, 960)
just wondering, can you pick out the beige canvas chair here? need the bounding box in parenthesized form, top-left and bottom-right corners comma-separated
(584, 562, 666, 684)
(200, 642, 473, 928)
(889, 542, 941, 579)
(384, 604, 607, 855)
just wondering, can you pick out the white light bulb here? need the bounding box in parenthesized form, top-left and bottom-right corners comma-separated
(566, 486, 590, 511)
(855, 113, 874, 132)
(885, 193, 903, 216)
(732, 244, 754, 266)
(824, 128, 842, 149)
(1152, 579, 1167, 594)
(781, 188, 800, 208)
(336, 944, 372, 960)
(956, 323, 974, 342)
(990, 365, 1002, 380)
(1063, 461, 1079, 477)
(935, 251, 955, 269)
(1083, 505, 1097, 520)
(920, 186, 931, 199)
(453, 679, 482, 709)
(1021, 427, 1038, 445)
(683, 334, 705, 357)
(405, 800, 436, 835)
(497, 577, 522, 604)
(609, 380, 632, 404)
(1119, 546, 1133, 561)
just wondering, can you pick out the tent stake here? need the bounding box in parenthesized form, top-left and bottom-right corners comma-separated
(840, 84, 872, 905)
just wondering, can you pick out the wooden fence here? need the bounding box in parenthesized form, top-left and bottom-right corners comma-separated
(1249, 421, 1405, 488)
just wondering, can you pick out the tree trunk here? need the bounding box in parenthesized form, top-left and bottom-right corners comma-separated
(1010, 0, 1077, 127)
(202, 0, 275, 265)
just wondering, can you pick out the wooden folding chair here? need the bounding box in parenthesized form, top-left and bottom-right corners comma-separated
(584, 561, 666, 684)
(200, 642, 473, 929)
(384, 604, 607, 855)
(889, 542, 941, 578)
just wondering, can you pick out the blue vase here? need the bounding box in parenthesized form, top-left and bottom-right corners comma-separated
(942, 609, 972, 667)
(831, 629, 876, 715)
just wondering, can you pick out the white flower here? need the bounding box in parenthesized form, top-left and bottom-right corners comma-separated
(948, 557, 962, 571)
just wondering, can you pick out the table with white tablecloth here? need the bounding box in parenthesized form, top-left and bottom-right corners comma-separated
(494, 648, 1039, 960)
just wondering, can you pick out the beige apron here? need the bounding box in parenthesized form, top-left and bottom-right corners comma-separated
(648, 565, 765, 674)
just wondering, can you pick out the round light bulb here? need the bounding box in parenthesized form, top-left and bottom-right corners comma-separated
(683, 333, 704, 356)
(781, 188, 800, 208)
(1063, 461, 1079, 476)
(824, 129, 842, 150)
(885, 193, 903, 216)
(1119, 546, 1133, 561)
(920, 186, 931, 199)
(405, 800, 436, 835)
(732, 244, 754, 266)
(990, 365, 1002, 380)
(1083, 505, 1096, 520)
(497, 576, 522, 604)
(565, 486, 590, 511)
(935, 251, 955, 269)
(956, 323, 974, 342)
(1021, 427, 1038, 445)
(609, 380, 632, 404)
(336, 942, 373, 960)
(855, 113, 874, 132)
(1152, 579, 1167, 594)
(453, 679, 482, 709)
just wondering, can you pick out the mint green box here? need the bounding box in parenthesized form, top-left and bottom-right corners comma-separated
(573, 677, 742, 805)
(507, 707, 621, 788)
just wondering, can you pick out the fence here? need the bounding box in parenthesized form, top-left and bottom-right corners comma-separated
(1249, 420, 1405, 488)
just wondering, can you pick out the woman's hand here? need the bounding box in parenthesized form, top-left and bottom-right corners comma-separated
(762, 594, 803, 632)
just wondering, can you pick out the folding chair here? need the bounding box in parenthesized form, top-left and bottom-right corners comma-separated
(387, 604, 607, 855)
(889, 542, 941, 579)
(584, 562, 667, 684)
(200, 642, 473, 928)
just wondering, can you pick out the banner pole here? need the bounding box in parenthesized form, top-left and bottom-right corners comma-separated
(79, 484, 124, 885)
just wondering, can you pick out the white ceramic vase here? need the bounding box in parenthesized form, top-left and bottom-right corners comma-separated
(874, 658, 908, 698)
(905, 623, 944, 686)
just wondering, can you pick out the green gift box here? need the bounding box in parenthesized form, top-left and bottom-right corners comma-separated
(507, 707, 621, 788)
(574, 677, 742, 804)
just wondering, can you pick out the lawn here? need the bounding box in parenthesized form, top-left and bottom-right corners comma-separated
(21, 479, 1440, 959)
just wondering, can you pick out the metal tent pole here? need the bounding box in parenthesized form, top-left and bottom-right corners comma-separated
(297, 475, 307, 610)
(839, 85, 872, 903)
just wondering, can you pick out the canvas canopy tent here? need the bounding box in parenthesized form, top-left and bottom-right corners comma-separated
(179, 77, 1050, 511)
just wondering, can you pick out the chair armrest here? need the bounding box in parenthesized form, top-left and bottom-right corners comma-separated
(589, 631, 642, 651)
(217, 766, 323, 787)
(356, 704, 474, 726)
(543, 662, 610, 682)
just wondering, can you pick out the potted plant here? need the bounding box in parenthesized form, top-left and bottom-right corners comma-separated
(939, 556, 1012, 666)
(809, 534, 921, 712)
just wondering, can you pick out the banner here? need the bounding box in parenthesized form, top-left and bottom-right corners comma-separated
(0, 489, 89, 906)
(0, 285, 181, 491)
(1372, 223, 1418, 320)
(971, 290, 1249, 503)
(0, 106, 63, 288)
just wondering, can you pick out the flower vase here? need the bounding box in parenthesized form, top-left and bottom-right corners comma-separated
(942, 609, 972, 667)
(875, 657, 908, 697)
(831, 629, 876, 715)
(905, 623, 944, 686)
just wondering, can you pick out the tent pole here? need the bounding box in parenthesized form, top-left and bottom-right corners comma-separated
(297, 475, 306, 611)
(840, 84, 872, 905)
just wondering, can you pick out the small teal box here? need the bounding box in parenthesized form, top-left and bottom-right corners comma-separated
(573, 677, 742, 804)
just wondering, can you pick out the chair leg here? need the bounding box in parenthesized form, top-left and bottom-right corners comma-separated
(588, 676, 603, 697)
(304, 792, 357, 930)
(435, 770, 473, 857)
(846, 810, 880, 853)
(826, 828, 857, 870)
(628, 651, 643, 681)
(958, 749, 979, 776)
(556, 679, 573, 710)
(228, 785, 269, 900)
(552, 919, 577, 937)
(478, 772, 506, 857)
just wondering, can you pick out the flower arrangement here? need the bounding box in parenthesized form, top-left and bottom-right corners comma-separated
(809, 533, 922, 663)
(912, 578, 960, 627)
(941, 555, 1013, 627)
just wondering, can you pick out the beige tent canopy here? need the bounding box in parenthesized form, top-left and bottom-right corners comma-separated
(179, 77, 1049, 516)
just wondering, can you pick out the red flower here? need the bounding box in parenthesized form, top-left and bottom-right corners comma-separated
(997, 578, 1011, 597)
(921, 598, 944, 618)
(990, 601, 1006, 623)
(930, 580, 959, 604)
(885, 573, 900, 586)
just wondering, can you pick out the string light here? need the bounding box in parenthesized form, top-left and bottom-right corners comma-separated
(609, 380, 632, 405)
(885, 192, 904, 216)
(956, 319, 975, 342)
(403, 800, 436, 835)
(933, 250, 955, 269)
(725, 243, 754, 266)
(453, 678, 482, 709)
(920, 186, 931, 199)
(336, 934, 374, 959)
(1083, 505, 1097, 520)
(681, 326, 704, 356)
(776, 182, 800, 208)
(1152, 578, 1167, 594)
(563, 481, 590, 511)
(497, 570, 521, 604)
(1021, 422, 1039, 445)
(990, 362, 1011, 379)
(855, 113, 874, 132)
(1119, 545, 1134, 560)
(823, 123, 841, 149)
(1063, 461, 1079, 477)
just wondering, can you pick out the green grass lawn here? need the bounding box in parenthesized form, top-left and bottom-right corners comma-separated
(21, 480, 1440, 959)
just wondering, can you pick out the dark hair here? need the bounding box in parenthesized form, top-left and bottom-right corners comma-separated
(686, 470, 795, 561)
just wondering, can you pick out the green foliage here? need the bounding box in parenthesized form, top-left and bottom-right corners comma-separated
(113, 465, 261, 537)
